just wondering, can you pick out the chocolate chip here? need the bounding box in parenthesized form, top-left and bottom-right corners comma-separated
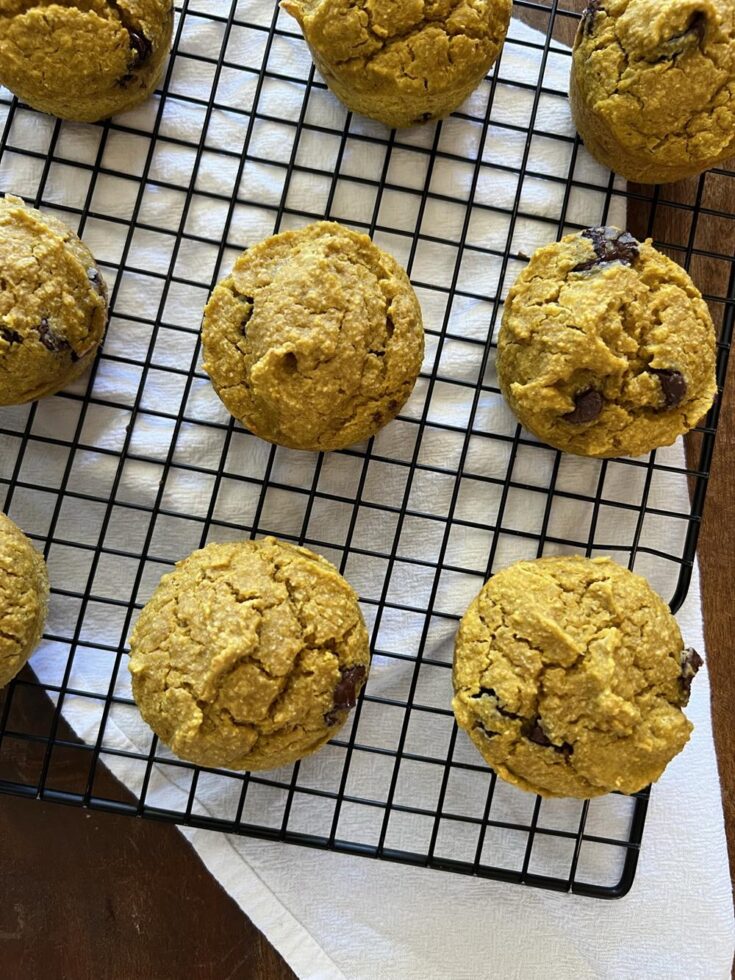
(386, 315, 395, 338)
(129, 30, 152, 65)
(0, 326, 22, 345)
(680, 647, 703, 698)
(118, 27, 152, 85)
(38, 318, 65, 353)
(413, 113, 433, 124)
(525, 720, 573, 756)
(334, 665, 366, 709)
(37, 318, 78, 361)
(573, 227, 640, 272)
(563, 388, 603, 424)
(325, 665, 367, 725)
(650, 369, 687, 409)
(470, 687, 523, 720)
(526, 721, 552, 747)
(581, 0, 603, 36)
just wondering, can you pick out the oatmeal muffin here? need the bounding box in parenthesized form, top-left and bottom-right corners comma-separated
(0, 195, 108, 406)
(202, 221, 424, 452)
(497, 226, 717, 457)
(453, 556, 701, 798)
(281, 0, 512, 128)
(129, 537, 371, 772)
(0, 0, 173, 122)
(570, 0, 735, 183)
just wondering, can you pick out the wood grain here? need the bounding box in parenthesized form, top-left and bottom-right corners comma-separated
(0, 8, 733, 978)
(685, 243, 735, 900)
(0, 682, 295, 980)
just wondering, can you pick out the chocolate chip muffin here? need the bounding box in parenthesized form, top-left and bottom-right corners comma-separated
(571, 0, 735, 183)
(0, 0, 173, 123)
(0, 195, 108, 406)
(281, 0, 512, 129)
(0, 513, 49, 688)
(202, 221, 424, 452)
(453, 556, 702, 798)
(129, 537, 371, 772)
(497, 227, 717, 458)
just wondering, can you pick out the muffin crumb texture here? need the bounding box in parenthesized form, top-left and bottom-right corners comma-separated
(497, 227, 717, 458)
(129, 537, 370, 772)
(281, 0, 512, 127)
(0, 513, 49, 689)
(452, 556, 700, 798)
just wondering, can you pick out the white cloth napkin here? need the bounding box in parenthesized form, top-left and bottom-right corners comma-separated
(0, 6, 733, 978)
(181, 565, 734, 980)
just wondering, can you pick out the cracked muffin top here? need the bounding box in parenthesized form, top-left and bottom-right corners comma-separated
(0, 195, 108, 407)
(452, 556, 701, 798)
(129, 537, 371, 772)
(0, 0, 173, 122)
(571, 0, 735, 182)
(281, 0, 512, 128)
(497, 226, 717, 458)
(0, 512, 49, 689)
(201, 221, 424, 453)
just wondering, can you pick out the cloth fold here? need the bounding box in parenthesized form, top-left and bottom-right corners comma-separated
(182, 563, 734, 980)
(1, 8, 732, 979)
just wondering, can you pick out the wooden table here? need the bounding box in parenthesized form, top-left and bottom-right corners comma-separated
(1, 9, 734, 978)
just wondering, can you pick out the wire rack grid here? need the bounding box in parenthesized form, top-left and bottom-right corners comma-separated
(0, 0, 733, 900)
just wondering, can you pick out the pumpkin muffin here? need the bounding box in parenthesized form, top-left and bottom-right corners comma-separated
(129, 537, 371, 772)
(202, 221, 424, 452)
(497, 226, 717, 458)
(281, 0, 512, 128)
(453, 556, 701, 798)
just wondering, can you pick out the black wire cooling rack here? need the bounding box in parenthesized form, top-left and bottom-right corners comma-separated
(0, 0, 733, 900)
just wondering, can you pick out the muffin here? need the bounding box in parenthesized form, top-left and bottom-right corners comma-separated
(452, 556, 702, 798)
(281, 0, 512, 128)
(129, 537, 371, 772)
(202, 221, 424, 452)
(497, 226, 717, 458)
(570, 0, 735, 183)
(0, 196, 109, 406)
(0, 513, 49, 688)
(0, 0, 173, 123)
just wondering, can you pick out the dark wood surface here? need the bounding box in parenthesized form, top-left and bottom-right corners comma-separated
(680, 193, 735, 910)
(0, 690, 295, 980)
(2, 9, 734, 978)
(700, 369, 735, 899)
